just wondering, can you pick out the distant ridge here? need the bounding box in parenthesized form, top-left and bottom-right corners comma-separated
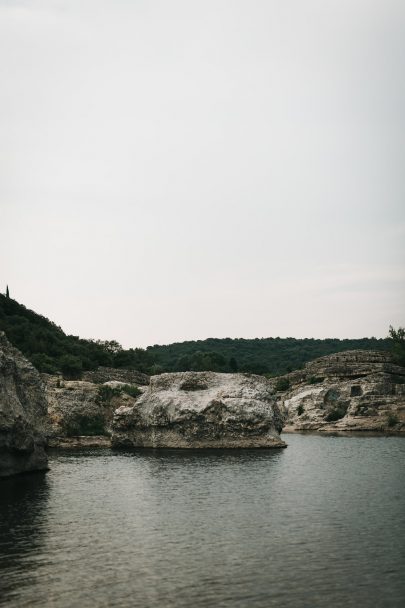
(145, 335, 391, 376)
(0, 293, 391, 377)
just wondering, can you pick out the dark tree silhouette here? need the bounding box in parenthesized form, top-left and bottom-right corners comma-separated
(229, 357, 238, 372)
(388, 325, 405, 366)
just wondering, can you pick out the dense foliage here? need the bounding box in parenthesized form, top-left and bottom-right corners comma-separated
(388, 326, 405, 366)
(0, 295, 152, 377)
(146, 335, 391, 376)
(0, 294, 395, 377)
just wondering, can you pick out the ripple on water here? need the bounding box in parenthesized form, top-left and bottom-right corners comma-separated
(0, 436, 404, 608)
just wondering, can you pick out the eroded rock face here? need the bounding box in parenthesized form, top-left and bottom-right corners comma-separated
(112, 372, 286, 448)
(0, 332, 48, 477)
(278, 350, 405, 432)
(44, 376, 139, 439)
(82, 367, 149, 386)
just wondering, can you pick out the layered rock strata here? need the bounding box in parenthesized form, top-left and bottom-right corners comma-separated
(0, 332, 48, 477)
(278, 350, 405, 432)
(112, 371, 286, 448)
(82, 367, 149, 385)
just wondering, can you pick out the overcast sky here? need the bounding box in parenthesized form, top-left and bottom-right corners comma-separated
(1, 0, 404, 347)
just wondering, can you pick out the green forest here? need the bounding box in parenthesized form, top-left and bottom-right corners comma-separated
(0, 294, 153, 378)
(0, 293, 397, 378)
(146, 336, 392, 375)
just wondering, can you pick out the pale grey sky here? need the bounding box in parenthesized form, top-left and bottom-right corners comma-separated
(1, 0, 404, 347)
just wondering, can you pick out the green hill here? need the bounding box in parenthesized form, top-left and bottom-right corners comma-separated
(146, 335, 391, 376)
(0, 293, 392, 378)
(0, 294, 152, 377)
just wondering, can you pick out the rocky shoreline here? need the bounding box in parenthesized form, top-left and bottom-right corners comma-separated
(0, 332, 48, 477)
(275, 350, 405, 433)
(47, 435, 111, 449)
(1, 330, 404, 476)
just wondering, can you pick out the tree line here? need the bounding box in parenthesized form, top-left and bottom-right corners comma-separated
(0, 293, 400, 379)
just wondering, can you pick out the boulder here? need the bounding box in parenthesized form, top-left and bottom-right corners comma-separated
(0, 332, 48, 477)
(112, 371, 286, 448)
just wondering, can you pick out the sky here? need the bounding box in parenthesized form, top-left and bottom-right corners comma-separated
(1, 0, 404, 348)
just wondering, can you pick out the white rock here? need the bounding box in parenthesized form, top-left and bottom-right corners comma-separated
(112, 371, 286, 448)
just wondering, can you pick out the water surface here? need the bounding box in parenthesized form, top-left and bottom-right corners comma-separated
(0, 435, 404, 607)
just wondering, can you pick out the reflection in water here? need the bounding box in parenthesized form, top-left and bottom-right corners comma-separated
(0, 472, 49, 604)
(0, 438, 404, 608)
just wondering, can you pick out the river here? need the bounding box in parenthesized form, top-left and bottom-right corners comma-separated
(0, 434, 404, 607)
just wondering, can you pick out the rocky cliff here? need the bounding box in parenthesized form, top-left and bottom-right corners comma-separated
(112, 371, 286, 448)
(278, 350, 405, 432)
(44, 367, 149, 445)
(0, 332, 48, 476)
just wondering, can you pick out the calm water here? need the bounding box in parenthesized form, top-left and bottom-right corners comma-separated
(0, 435, 404, 608)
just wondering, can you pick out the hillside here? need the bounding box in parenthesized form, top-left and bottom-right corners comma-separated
(0, 294, 152, 376)
(0, 293, 392, 377)
(146, 335, 391, 376)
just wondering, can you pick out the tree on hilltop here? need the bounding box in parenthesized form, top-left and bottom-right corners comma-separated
(388, 326, 405, 366)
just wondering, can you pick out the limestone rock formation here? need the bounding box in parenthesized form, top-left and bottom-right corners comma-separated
(47, 435, 111, 448)
(112, 372, 286, 448)
(0, 332, 48, 477)
(277, 350, 405, 432)
(82, 367, 149, 386)
(44, 376, 141, 440)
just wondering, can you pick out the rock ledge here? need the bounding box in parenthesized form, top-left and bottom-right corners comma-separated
(277, 350, 405, 433)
